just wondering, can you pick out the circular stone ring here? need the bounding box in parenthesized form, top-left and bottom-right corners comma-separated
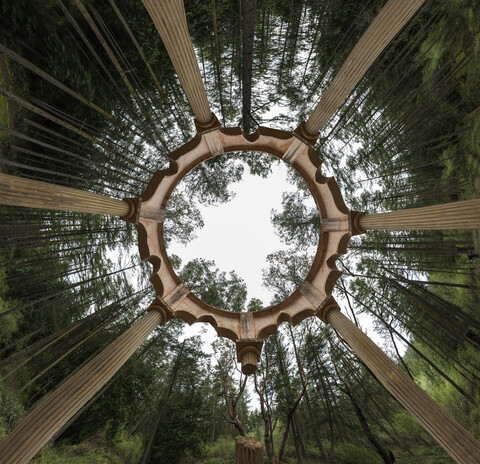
(123, 115, 363, 374)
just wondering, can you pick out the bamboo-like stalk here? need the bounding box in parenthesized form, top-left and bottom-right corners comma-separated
(304, 0, 426, 136)
(141, 0, 213, 124)
(326, 307, 480, 464)
(358, 198, 480, 230)
(0, 309, 163, 464)
(0, 173, 130, 217)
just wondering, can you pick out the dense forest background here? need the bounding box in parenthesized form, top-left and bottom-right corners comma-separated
(0, 0, 479, 463)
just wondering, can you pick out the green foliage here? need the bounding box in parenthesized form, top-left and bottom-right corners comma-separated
(271, 191, 320, 250)
(247, 297, 263, 312)
(0, 249, 20, 344)
(1, 1, 480, 464)
(333, 442, 382, 464)
(202, 437, 235, 460)
(195, 458, 232, 464)
(235, 152, 277, 178)
(0, 380, 24, 439)
(112, 431, 143, 464)
(165, 193, 205, 245)
(262, 250, 311, 301)
(0, 285, 20, 345)
(390, 409, 429, 450)
(0, 55, 9, 133)
(183, 157, 245, 206)
(150, 395, 205, 463)
(179, 258, 247, 311)
(39, 443, 121, 464)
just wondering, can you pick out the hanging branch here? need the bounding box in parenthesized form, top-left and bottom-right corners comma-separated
(254, 347, 276, 462)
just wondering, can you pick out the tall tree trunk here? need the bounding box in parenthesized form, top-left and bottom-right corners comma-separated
(140, 341, 185, 464)
(288, 326, 326, 460)
(277, 378, 307, 463)
(254, 364, 275, 462)
(332, 356, 395, 464)
(314, 356, 335, 463)
(242, 0, 256, 133)
(211, 0, 225, 124)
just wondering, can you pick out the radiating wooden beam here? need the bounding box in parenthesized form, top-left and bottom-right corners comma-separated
(323, 305, 480, 464)
(304, 0, 426, 136)
(357, 199, 480, 231)
(0, 173, 130, 217)
(141, 0, 213, 125)
(0, 309, 164, 464)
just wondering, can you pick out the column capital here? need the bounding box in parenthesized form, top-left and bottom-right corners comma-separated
(147, 299, 174, 326)
(293, 121, 319, 146)
(317, 297, 340, 323)
(121, 198, 140, 224)
(236, 339, 264, 376)
(351, 211, 366, 235)
(194, 113, 221, 133)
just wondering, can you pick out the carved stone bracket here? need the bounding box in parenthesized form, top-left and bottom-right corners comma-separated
(130, 119, 364, 374)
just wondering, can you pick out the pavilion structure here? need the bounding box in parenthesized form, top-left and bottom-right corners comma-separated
(0, 0, 479, 463)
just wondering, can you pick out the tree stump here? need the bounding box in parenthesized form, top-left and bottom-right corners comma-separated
(235, 436, 263, 464)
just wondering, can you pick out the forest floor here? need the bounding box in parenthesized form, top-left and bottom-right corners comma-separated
(30, 434, 143, 464)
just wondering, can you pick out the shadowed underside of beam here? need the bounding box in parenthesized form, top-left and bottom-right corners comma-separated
(304, 0, 426, 136)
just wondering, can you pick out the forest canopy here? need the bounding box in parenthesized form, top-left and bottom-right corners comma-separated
(0, 0, 479, 463)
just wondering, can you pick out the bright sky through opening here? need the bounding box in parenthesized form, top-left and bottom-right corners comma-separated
(167, 159, 317, 306)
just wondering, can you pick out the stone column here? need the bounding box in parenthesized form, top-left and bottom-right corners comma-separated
(304, 0, 425, 136)
(0, 309, 165, 464)
(357, 199, 480, 231)
(323, 305, 480, 464)
(0, 173, 131, 217)
(141, 0, 213, 125)
(235, 436, 263, 464)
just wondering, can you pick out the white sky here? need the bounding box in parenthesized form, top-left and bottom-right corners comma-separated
(167, 159, 316, 306)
